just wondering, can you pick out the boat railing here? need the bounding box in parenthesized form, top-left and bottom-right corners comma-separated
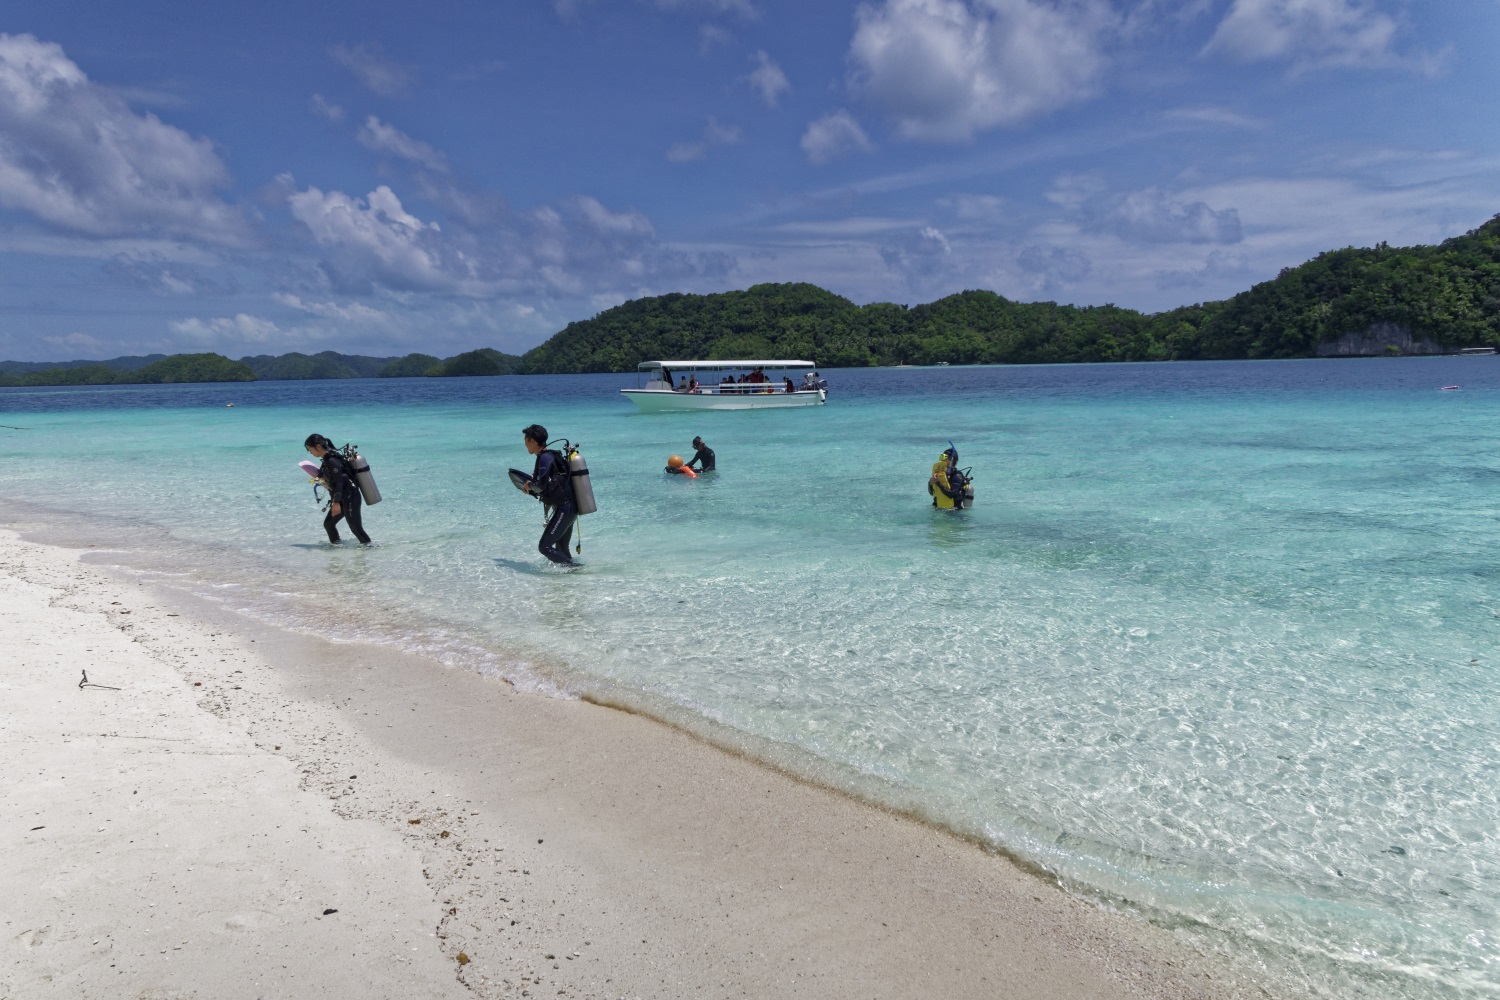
(645, 382, 820, 395)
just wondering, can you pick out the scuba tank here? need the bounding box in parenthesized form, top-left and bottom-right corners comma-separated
(957, 469, 974, 509)
(567, 444, 596, 515)
(342, 445, 382, 505)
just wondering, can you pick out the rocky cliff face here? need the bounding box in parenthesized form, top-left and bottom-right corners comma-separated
(1316, 322, 1447, 357)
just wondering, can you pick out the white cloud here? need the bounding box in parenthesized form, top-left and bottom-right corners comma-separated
(309, 93, 345, 123)
(747, 50, 791, 107)
(1154, 248, 1251, 290)
(1120, 0, 1216, 36)
(666, 117, 743, 162)
(1045, 174, 1244, 245)
(1203, 0, 1439, 72)
(0, 33, 249, 246)
(271, 292, 394, 327)
(108, 84, 190, 110)
(41, 331, 109, 352)
(1089, 187, 1243, 244)
(1164, 105, 1266, 129)
(1044, 173, 1107, 210)
(848, 0, 1114, 141)
(766, 216, 917, 236)
(880, 225, 954, 289)
(101, 252, 236, 296)
(1016, 244, 1092, 283)
(283, 174, 729, 303)
(941, 193, 1007, 223)
(801, 110, 874, 165)
(357, 116, 448, 172)
(171, 313, 285, 345)
(288, 183, 457, 292)
(700, 25, 733, 53)
(330, 42, 413, 96)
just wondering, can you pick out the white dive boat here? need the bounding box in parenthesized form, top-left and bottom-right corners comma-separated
(621, 360, 828, 412)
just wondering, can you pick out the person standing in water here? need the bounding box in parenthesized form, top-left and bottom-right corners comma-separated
(929, 446, 969, 510)
(521, 423, 576, 564)
(305, 434, 371, 544)
(686, 436, 715, 472)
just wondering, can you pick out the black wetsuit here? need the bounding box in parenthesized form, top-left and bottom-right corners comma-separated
(686, 445, 716, 472)
(531, 449, 576, 564)
(319, 451, 371, 544)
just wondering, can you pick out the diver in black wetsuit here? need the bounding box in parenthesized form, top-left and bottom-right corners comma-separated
(305, 433, 371, 544)
(521, 423, 576, 564)
(686, 436, 715, 472)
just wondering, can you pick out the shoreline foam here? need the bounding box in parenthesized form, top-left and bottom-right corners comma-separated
(0, 517, 1260, 999)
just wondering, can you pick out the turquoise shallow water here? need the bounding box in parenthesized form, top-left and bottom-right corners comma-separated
(3, 359, 1499, 998)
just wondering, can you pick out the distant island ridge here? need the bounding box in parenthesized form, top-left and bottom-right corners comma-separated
(5, 214, 1498, 387)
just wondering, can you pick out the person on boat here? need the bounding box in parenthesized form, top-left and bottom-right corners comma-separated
(784, 376, 795, 393)
(663, 369, 675, 390)
(686, 436, 715, 472)
(688, 376, 700, 393)
(928, 446, 970, 511)
(521, 423, 576, 564)
(305, 433, 371, 545)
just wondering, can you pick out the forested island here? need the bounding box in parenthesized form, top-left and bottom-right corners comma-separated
(519, 213, 1500, 370)
(4, 214, 1497, 385)
(0, 353, 257, 387)
(0, 348, 522, 387)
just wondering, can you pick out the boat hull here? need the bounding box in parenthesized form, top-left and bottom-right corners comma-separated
(621, 388, 826, 412)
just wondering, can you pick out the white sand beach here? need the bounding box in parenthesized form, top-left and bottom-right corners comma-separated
(1, 524, 1256, 999)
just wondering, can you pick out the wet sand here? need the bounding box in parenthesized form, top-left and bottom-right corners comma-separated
(0, 524, 1258, 999)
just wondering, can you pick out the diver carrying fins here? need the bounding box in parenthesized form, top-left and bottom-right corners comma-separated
(928, 442, 974, 510)
(512, 424, 597, 565)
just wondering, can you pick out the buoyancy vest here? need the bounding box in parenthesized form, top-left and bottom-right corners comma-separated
(533, 449, 575, 507)
(930, 460, 956, 509)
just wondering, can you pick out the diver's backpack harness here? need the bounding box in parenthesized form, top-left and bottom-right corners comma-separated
(534, 438, 596, 555)
(531, 447, 574, 508)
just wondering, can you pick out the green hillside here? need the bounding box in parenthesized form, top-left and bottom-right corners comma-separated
(239, 351, 396, 379)
(429, 348, 523, 376)
(0, 354, 167, 375)
(1173, 214, 1500, 359)
(517, 283, 868, 372)
(0, 353, 256, 386)
(4, 215, 1497, 382)
(126, 353, 257, 383)
(377, 353, 443, 377)
(518, 215, 1500, 370)
(1, 347, 521, 386)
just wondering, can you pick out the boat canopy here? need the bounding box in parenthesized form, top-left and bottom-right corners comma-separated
(638, 359, 816, 372)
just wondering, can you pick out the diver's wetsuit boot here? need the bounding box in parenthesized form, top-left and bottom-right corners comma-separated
(538, 501, 577, 564)
(324, 497, 372, 545)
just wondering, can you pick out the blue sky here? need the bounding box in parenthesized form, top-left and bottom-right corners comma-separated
(0, 0, 1496, 361)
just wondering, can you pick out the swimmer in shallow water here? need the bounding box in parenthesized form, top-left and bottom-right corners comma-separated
(685, 436, 715, 472)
